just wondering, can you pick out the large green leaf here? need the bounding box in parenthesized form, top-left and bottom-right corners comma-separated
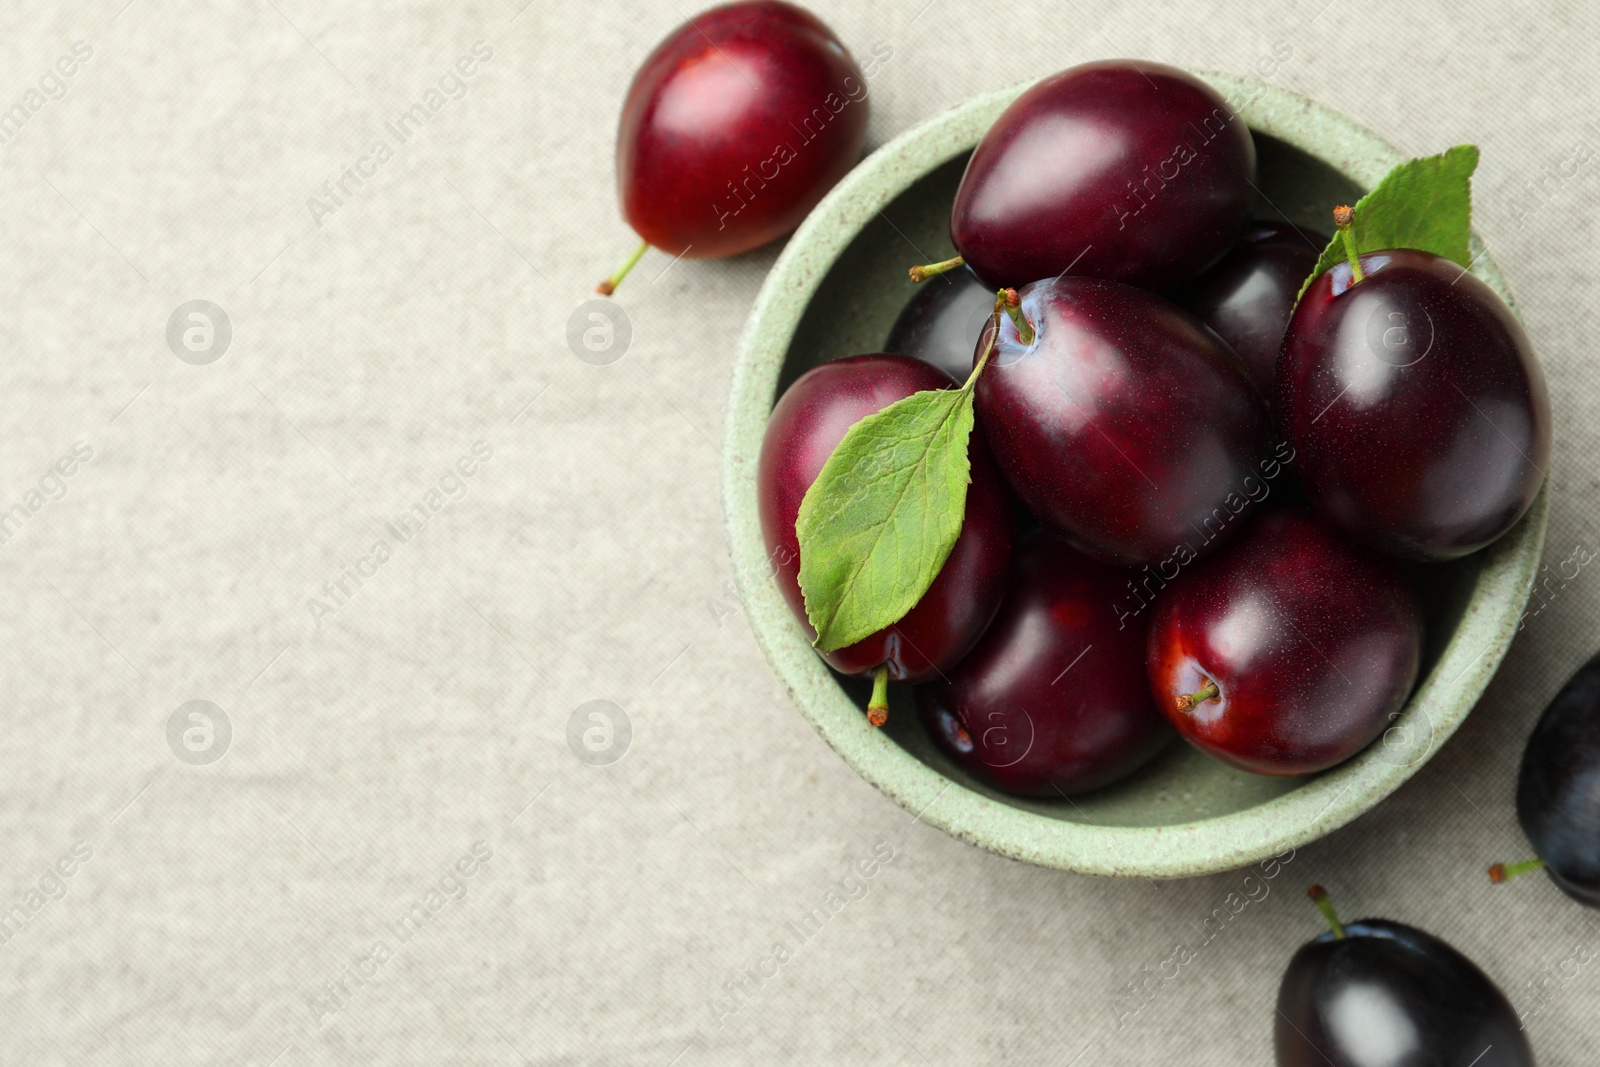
(796, 385, 977, 653)
(1297, 144, 1480, 300)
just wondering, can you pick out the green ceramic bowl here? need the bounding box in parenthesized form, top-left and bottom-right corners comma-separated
(722, 73, 1549, 878)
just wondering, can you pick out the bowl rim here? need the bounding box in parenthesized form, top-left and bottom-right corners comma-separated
(721, 71, 1549, 878)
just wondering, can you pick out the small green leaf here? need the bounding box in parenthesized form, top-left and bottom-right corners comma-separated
(796, 385, 977, 653)
(1297, 144, 1480, 301)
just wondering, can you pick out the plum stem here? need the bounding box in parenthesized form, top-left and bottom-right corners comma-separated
(909, 255, 965, 284)
(597, 239, 649, 295)
(1001, 288, 1035, 345)
(1307, 884, 1346, 939)
(959, 295, 1009, 391)
(1332, 206, 1364, 285)
(1488, 856, 1545, 884)
(1174, 679, 1219, 713)
(866, 664, 889, 727)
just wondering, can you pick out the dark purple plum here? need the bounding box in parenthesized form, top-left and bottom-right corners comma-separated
(604, 1, 868, 290)
(1493, 649, 1600, 906)
(1171, 220, 1328, 398)
(1278, 248, 1550, 561)
(973, 276, 1267, 567)
(1147, 510, 1422, 776)
(1277, 886, 1533, 1067)
(757, 354, 1012, 684)
(937, 60, 1255, 291)
(884, 267, 996, 382)
(919, 530, 1171, 796)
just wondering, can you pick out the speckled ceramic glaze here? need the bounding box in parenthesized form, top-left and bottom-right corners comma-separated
(721, 73, 1550, 878)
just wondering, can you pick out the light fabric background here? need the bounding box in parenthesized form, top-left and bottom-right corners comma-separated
(0, 0, 1596, 1063)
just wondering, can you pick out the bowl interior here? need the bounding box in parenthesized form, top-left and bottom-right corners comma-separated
(783, 136, 1479, 828)
(725, 75, 1547, 876)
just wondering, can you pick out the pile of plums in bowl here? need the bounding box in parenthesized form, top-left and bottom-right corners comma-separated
(753, 60, 1551, 806)
(611, 5, 1560, 1059)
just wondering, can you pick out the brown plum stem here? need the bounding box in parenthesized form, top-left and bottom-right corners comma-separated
(866, 664, 889, 727)
(1488, 856, 1545, 884)
(597, 239, 649, 295)
(1174, 679, 1219, 713)
(909, 255, 965, 284)
(1307, 884, 1346, 939)
(1333, 206, 1364, 285)
(1001, 288, 1035, 345)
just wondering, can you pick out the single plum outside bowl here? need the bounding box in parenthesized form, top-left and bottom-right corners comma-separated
(721, 72, 1550, 878)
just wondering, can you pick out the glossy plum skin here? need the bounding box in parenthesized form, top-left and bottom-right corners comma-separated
(951, 60, 1255, 290)
(883, 267, 996, 382)
(1516, 649, 1600, 907)
(757, 355, 1013, 682)
(1147, 511, 1422, 776)
(616, 1, 869, 259)
(1172, 221, 1328, 398)
(918, 530, 1172, 796)
(974, 276, 1268, 567)
(1276, 919, 1533, 1067)
(1278, 250, 1551, 561)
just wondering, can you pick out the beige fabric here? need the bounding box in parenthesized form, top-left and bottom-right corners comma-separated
(0, 0, 1596, 1063)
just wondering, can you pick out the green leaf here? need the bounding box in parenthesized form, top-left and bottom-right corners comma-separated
(796, 384, 977, 653)
(1297, 144, 1480, 301)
